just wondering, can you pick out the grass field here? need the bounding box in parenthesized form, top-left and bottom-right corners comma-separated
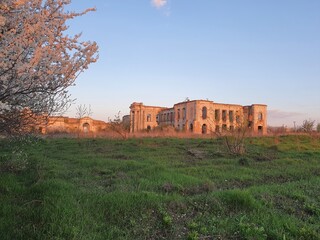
(1, 135, 320, 239)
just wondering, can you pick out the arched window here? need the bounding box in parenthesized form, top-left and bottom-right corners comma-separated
(190, 123, 193, 132)
(258, 112, 263, 121)
(147, 114, 151, 122)
(202, 124, 207, 134)
(222, 124, 227, 131)
(202, 107, 207, 119)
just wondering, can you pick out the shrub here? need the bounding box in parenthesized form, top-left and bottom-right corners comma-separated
(187, 230, 199, 240)
(238, 157, 249, 166)
(0, 134, 41, 173)
(299, 119, 315, 133)
(238, 216, 267, 240)
(220, 190, 257, 211)
(0, 151, 28, 173)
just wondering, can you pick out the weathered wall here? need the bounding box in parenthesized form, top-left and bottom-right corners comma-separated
(42, 116, 108, 134)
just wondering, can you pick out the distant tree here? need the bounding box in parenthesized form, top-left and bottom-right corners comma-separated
(317, 123, 320, 133)
(108, 111, 129, 140)
(75, 104, 93, 119)
(0, 0, 98, 135)
(300, 119, 315, 133)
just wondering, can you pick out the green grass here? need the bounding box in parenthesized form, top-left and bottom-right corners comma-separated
(1, 135, 320, 239)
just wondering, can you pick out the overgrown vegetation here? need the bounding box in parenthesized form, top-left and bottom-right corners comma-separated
(1, 135, 320, 239)
(108, 111, 130, 139)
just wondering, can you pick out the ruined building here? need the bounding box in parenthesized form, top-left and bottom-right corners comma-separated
(40, 116, 108, 134)
(130, 100, 267, 135)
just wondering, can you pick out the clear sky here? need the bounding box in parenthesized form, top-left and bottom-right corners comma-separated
(65, 0, 320, 127)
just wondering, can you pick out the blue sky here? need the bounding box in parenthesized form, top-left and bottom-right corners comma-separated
(65, 0, 320, 127)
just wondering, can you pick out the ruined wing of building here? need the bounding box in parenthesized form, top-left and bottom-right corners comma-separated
(38, 116, 109, 134)
(130, 99, 267, 135)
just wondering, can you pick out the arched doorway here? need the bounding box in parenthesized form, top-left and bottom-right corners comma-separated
(83, 123, 90, 133)
(202, 124, 207, 134)
(189, 123, 193, 132)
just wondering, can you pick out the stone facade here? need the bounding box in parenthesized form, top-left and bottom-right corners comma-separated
(129, 102, 167, 132)
(130, 100, 267, 135)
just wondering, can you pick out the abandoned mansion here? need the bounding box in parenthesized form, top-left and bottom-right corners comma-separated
(130, 99, 267, 135)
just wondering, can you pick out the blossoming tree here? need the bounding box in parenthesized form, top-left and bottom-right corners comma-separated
(0, 0, 99, 134)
